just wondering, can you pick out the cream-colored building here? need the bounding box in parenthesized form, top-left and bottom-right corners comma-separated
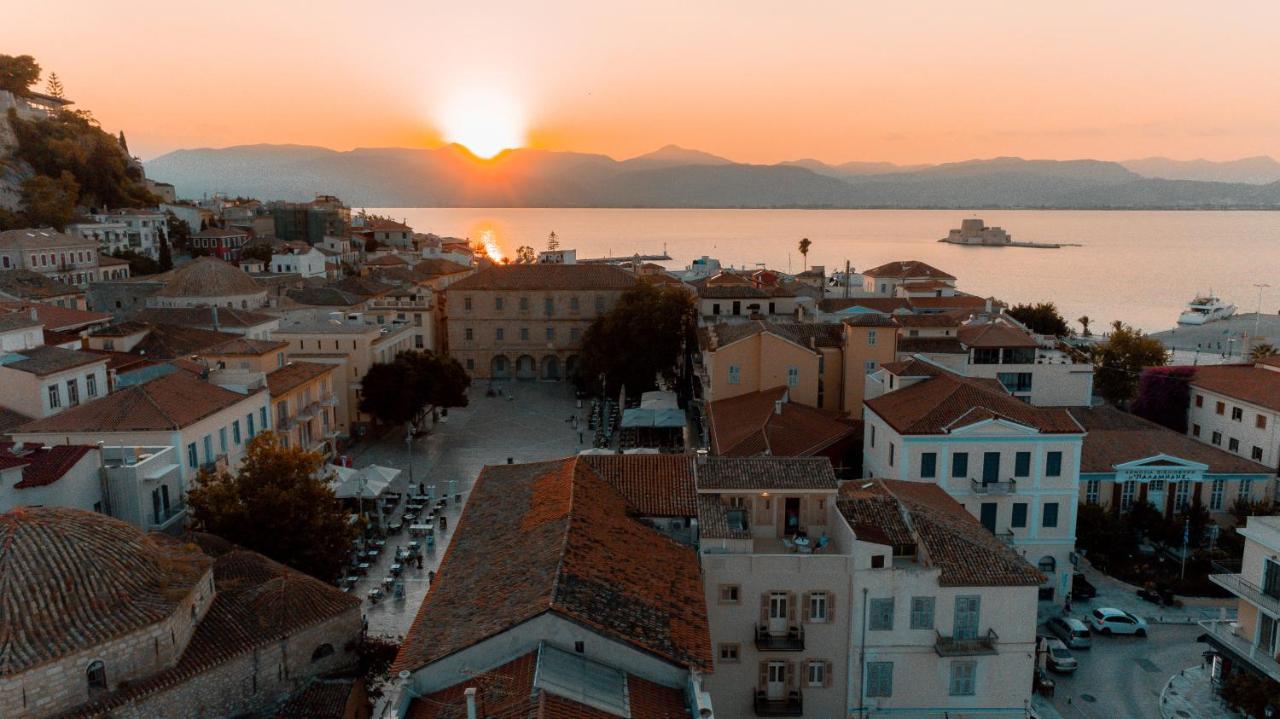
(266, 361, 341, 458)
(1202, 514, 1280, 691)
(0, 228, 102, 287)
(862, 260, 957, 297)
(1187, 358, 1280, 477)
(444, 263, 638, 380)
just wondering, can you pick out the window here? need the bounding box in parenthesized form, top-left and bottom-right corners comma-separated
(1121, 480, 1137, 510)
(495, 328, 505, 341)
(233, 420, 242, 444)
(1254, 446, 1265, 462)
(66, 379, 79, 406)
(1265, 560, 1280, 601)
(544, 297, 554, 315)
(247, 413, 256, 438)
(1212, 431, 1222, 446)
(1232, 407, 1244, 421)
(260, 407, 268, 429)
(519, 296, 529, 310)
(1014, 451, 1031, 477)
(869, 424, 875, 448)
(1011, 502, 1028, 528)
(866, 661, 893, 697)
(570, 296, 580, 311)
(1229, 438, 1240, 452)
(466, 359, 474, 370)
(1042, 503, 1059, 528)
(808, 592, 828, 622)
(545, 327, 555, 341)
(718, 644, 740, 663)
(570, 327, 580, 341)
(869, 598, 894, 630)
(718, 584, 740, 603)
(952, 452, 969, 478)
(1192, 423, 1201, 437)
(864, 360, 877, 375)
(463, 296, 472, 311)
(787, 366, 799, 387)
(806, 660, 827, 688)
(495, 297, 504, 310)
(310, 644, 334, 663)
(1174, 481, 1190, 512)
(47, 384, 60, 409)
(889, 443, 895, 467)
(1085, 480, 1100, 504)
(920, 452, 937, 478)
(1216, 401, 1225, 415)
(520, 327, 529, 341)
(1239, 480, 1253, 503)
(86, 374, 97, 398)
(219, 428, 228, 453)
(1195, 394, 1203, 407)
(595, 296, 605, 312)
(728, 364, 740, 385)
(203, 435, 213, 463)
(871, 554, 885, 568)
(464, 328, 473, 341)
(187, 443, 198, 468)
(87, 660, 107, 692)
(1258, 415, 1269, 430)
(949, 661, 976, 696)
(867, 329, 877, 346)
(910, 596, 935, 630)
(1045, 451, 1062, 477)
(1210, 479, 1225, 510)
(998, 372, 1033, 393)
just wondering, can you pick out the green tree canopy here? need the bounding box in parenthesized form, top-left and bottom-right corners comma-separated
(1131, 366, 1195, 433)
(359, 350, 471, 426)
(1251, 342, 1278, 362)
(0, 54, 41, 96)
(1094, 321, 1168, 406)
(111, 248, 161, 275)
(579, 283, 698, 395)
(165, 212, 191, 249)
(241, 241, 274, 263)
(19, 171, 78, 230)
(186, 432, 357, 583)
(1007, 302, 1071, 337)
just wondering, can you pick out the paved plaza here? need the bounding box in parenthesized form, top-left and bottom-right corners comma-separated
(342, 380, 586, 639)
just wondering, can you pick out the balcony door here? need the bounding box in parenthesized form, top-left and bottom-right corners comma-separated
(1264, 559, 1280, 601)
(1259, 614, 1278, 656)
(982, 452, 1000, 484)
(954, 596, 980, 640)
(766, 661, 787, 700)
(768, 592, 789, 634)
(980, 503, 997, 534)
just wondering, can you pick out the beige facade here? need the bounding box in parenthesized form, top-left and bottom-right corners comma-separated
(841, 321, 900, 414)
(704, 332, 835, 410)
(1201, 515, 1280, 686)
(267, 362, 341, 458)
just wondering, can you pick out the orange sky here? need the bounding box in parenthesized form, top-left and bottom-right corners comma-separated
(6, 1, 1279, 163)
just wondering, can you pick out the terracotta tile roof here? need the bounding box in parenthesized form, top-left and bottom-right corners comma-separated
(273, 678, 358, 718)
(699, 320, 841, 352)
(90, 320, 150, 337)
(287, 287, 368, 307)
(447, 264, 639, 292)
(881, 358, 946, 377)
(266, 361, 335, 396)
(695, 283, 773, 299)
(578, 454, 698, 516)
(330, 276, 397, 297)
(0, 443, 94, 488)
(0, 345, 105, 376)
(895, 313, 962, 328)
(0, 407, 34, 435)
(843, 314, 899, 327)
(897, 337, 965, 354)
(68, 537, 360, 717)
(696, 495, 752, 540)
(206, 336, 289, 356)
(414, 258, 472, 276)
(81, 348, 156, 374)
(838, 480, 1043, 587)
(862, 260, 956, 280)
(695, 456, 838, 491)
(393, 458, 711, 674)
(0, 302, 109, 332)
(365, 254, 409, 267)
(14, 371, 261, 433)
(0, 269, 83, 299)
(133, 306, 276, 329)
(818, 297, 911, 314)
(1068, 406, 1272, 474)
(129, 323, 244, 359)
(707, 388, 856, 457)
(0, 311, 40, 332)
(153, 257, 264, 298)
(899, 280, 954, 291)
(958, 322, 1039, 349)
(0, 508, 212, 677)
(908, 295, 993, 312)
(97, 253, 130, 267)
(0, 228, 95, 250)
(192, 227, 249, 239)
(1190, 363, 1280, 413)
(865, 372, 1083, 435)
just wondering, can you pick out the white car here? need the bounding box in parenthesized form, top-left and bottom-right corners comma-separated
(1043, 637, 1078, 673)
(1089, 607, 1148, 637)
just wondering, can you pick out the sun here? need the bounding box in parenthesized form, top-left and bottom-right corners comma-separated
(438, 90, 525, 159)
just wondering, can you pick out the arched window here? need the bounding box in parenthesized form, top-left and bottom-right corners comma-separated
(87, 660, 107, 692)
(1038, 556, 1056, 574)
(310, 643, 334, 663)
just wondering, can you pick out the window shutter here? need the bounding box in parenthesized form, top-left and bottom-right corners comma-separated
(786, 660, 796, 690)
(827, 591, 836, 623)
(760, 593, 769, 626)
(824, 660, 833, 688)
(758, 661, 769, 690)
(801, 592, 812, 623)
(788, 592, 797, 623)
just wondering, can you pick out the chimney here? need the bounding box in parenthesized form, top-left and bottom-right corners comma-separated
(29, 307, 38, 322)
(465, 687, 478, 719)
(774, 399, 784, 415)
(696, 448, 708, 465)
(984, 297, 992, 314)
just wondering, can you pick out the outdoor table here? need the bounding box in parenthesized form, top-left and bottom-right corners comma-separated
(407, 540, 421, 553)
(410, 523, 433, 537)
(410, 494, 430, 503)
(388, 521, 403, 533)
(794, 536, 812, 554)
(403, 512, 417, 523)
(356, 562, 370, 575)
(390, 562, 403, 576)
(367, 588, 382, 601)
(381, 576, 395, 588)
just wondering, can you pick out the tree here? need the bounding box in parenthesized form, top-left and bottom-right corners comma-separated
(165, 212, 191, 250)
(186, 432, 358, 583)
(364, 236, 380, 254)
(112, 248, 161, 275)
(1078, 315, 1092, 337)
(1007, 302, 1071, 337)
(157, 232, 174, 271)
(188, 246, 211, 258)
(359, 351, 471, 427)
(580, 283, 698, 395)
(514, 245, 536, 263)
(1094, 321, 1168, 406)
(117, 130, 128, 154)
(546, 231, 560, 251)
(19, 171, 78, 230)
(45, 71, 63, 99)
(1131, 366, 1195, 432)
(0, 54, 41, 96)
(354, 636, 400, 704)
(797, 237, 811, 270)
(241, 241, 274, 263)
(1251, 342, 1279, 362)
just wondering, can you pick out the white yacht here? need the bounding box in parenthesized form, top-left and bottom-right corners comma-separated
(1178, 295, 1237, 325)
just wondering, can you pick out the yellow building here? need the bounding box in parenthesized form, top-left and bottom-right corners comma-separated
(265, 361, 340, 458)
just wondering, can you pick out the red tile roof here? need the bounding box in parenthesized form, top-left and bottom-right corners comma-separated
(862, 260, 956, 280)
(818, 297, 912, 314)
(0, 302, 110, 332)
(865, 372, 1083, 435)
(393, 457, 711, 674)
(266, 361, 335, 396)
(0, 443, 94, 488)
(1068, 406, 1272, 475)
(578, 454, 698, 516)
(707, 387, 856, 457)
(908, 295, 993, 312)
(958, 322, 1039, 349)
(1190, 363, 1280, 413)
(447, 264, 639, 292)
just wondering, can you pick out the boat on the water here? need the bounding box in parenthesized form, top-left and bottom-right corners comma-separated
(1177, 295, 1237, 325)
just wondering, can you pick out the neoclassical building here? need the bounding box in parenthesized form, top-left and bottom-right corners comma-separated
(444, 263, 638, 381)
(0, 508, 362, 718)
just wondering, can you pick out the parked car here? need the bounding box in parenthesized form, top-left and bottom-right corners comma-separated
(1089, 607, 1148, 636)
(1044, 637, 1078, 673)
(1046, 616, 1092, 649)
(1072, 572, 1097, 600)
(1033, 666, 1055, 697)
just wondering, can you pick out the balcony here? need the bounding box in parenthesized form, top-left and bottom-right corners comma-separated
(934, 628, 999, 656)
(153, 502, 187, 533)
(754, 690, 802, 717)
(1199, 618, 1280, 683)
(971, 478, 1016, 495)
(1210, 561, 1280, 617)
(755, 624, 805, 651)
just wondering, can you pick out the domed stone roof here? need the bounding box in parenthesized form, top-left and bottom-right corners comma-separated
(0, 507, 212, 676)
(153, 256, 263, 298)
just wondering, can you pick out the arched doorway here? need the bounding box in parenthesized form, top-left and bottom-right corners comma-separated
(516, 355, 537, 380)
(565, 354, 580, 380)
(542, 355, 561, 380)
(490, 355, 511, 379)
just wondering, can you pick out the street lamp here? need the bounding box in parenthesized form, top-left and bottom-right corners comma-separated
(1254, 283, 1271, 354)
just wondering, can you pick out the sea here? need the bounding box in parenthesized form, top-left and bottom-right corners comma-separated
(367, 208, 1280, 334)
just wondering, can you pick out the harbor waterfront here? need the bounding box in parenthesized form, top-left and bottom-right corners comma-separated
(371, 208, 1280, 333)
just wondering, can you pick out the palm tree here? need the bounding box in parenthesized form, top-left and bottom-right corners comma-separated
(1077, 315, 1091, 337)
(1250, 342, 1279, 362)
(797, 238, 811, 270)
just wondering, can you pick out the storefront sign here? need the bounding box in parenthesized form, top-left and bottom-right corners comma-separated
(1119, 467, 1199, 483)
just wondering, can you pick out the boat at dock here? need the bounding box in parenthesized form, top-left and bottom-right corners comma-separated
(938, 218, 1078, 248)
(1177, 295, 1237, 325)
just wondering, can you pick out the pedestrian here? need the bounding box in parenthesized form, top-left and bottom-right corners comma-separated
(419, 481, 425, 495)
(1062, 593, 1072, 616)
(578, 431, 584, 444)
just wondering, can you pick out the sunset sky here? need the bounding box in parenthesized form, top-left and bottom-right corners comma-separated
(6, 0, 1279, 163)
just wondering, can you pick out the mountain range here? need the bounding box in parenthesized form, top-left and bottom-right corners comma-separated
(144, 144, 1280, 209)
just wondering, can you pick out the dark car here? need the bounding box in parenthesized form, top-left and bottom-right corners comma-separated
(1072, 572, 1097, 600)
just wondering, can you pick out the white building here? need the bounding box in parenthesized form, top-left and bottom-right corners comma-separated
(1187, 358, 1280, 478)
(1201, 515, 1280, 692)
(862, 260, 957, 297)
(66, 218, 132, 256)
(0, 313, 110, 419)
(91, 209, 168, 259)
(271, 246, 327, 278)
(0, 442, 103, 516)
(0, 228, 102, 287)
(863, 361, 1086, 601)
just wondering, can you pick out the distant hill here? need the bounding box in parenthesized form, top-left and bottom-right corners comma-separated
(1121, 156, 1280, 185)
(144, 144, 1280, 209)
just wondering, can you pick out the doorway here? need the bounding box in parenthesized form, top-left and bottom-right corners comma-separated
(784, 497, 801, 536)
(768, 592, 789, 635)
(982, 452, 1000, 484)
(766, 661, 787, 699)
(980, 502, 997, 533)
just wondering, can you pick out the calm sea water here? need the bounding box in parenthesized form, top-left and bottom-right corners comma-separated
(367, 208, 1280, 333)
